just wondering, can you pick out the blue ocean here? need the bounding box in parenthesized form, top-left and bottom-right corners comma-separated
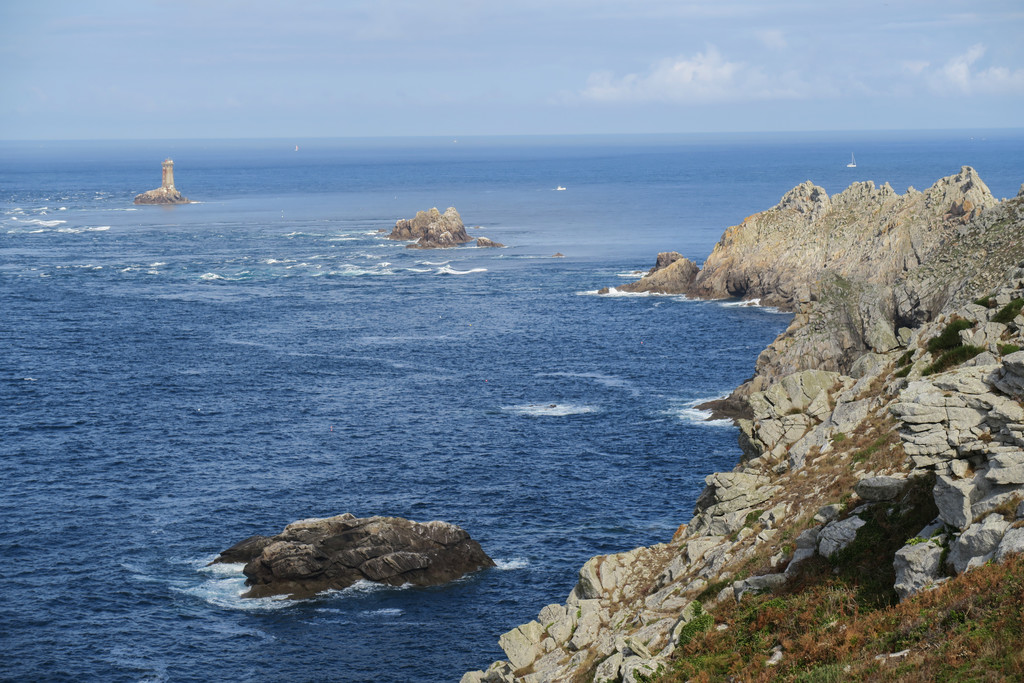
(2, 131, 1023, 682)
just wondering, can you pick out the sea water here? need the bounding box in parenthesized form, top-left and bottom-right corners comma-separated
(2, 131, 1023, 682)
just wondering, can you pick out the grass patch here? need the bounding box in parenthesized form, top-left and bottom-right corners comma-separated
(897, 350, 915, 367)
(999, 343, 1021, 356)
(974, 294, 996, 308)
(992, 298, 1024, 324)
(922, 345, 985, 376)
(926, 318, 974, 353)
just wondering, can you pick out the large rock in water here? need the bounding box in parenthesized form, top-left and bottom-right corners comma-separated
(212, 513, 495, 598)
(388, 207, 472, 249)
(133, 186, 189, 205)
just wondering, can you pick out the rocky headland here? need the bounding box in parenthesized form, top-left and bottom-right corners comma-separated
(213, 513, 494, 599)
(464, 169, 1024, 682)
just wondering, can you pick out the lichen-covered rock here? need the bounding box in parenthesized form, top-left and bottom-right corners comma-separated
(213, 513, 494, 598)
(948, 515, 1010, 573)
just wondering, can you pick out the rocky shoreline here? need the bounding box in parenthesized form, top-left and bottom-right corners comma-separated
(463, 169, 1024, 682)
(388, 206, 505, 249)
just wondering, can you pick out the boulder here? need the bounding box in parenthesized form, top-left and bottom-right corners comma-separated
(212, 513, 495, 598)
(995, 527, 1024, 562)
(933, 475, 976, 530)
(948, 515, 1010, 574)
(133, 186, 190, 205)
(388, 207, 472, 249)
(818, 515, 867, 558)
(855, 476, 907, 502)
(610, 252, 699, 295)
(893, 539, 946, 600)
(475, 237, 505, 248)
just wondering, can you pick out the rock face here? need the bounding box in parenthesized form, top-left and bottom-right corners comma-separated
(388, 207, 472, 249)
(464, 173, 1024, 683)
(476, 237, 505, 248)
(214, 513, 495, 599)
(598, 252, 699, 295)
(134, 158, 190, 205)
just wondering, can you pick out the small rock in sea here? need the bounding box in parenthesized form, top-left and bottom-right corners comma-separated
(212, 513, 495, 599)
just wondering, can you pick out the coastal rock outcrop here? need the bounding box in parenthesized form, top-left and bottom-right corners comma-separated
(464, 173, 1024, 682)
(213, 513, 495, 598)
(134, 158, 189, 205)
(598, 251, 698, 295)
(476, 237, 505, 248)
(388, 207, 473, 249)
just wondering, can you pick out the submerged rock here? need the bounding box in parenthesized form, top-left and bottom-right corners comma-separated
(213, 513, 495, 598)
(389, 207, 471, 249)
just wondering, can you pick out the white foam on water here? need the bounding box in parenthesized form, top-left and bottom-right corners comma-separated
(87, 226, 110, 231)
(502, 403, 597, 417)
(418, 260, 450, 266)
(672, 397, 734, 427)
(361, 608, 404, 617)
(406, 267, 433, 273)
(150, 262, 166, 267)
(58, 207, 67, 211)
(146, 270, 161, 275)
(437, 266, 486, 275)
(200, 273, 224, 280)
(617, 270, 647, 278)
(25, 218, 66, 227)
(328, 237, 358, 242)
(721, 298, 761, 307)
(495, 557, 529, 570)
(22, 377, 37, 381)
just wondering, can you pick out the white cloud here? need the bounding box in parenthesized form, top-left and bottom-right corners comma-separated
(754, 29, 787, 51)
(578, 46, 813, 104)
(925, 44, 1024, 94)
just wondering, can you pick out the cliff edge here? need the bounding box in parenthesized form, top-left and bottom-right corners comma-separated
(464, 172, 1024, 682)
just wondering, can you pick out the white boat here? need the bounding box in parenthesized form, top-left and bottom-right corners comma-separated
(555, 186, 566, 191)
(846, 153, 856, 168)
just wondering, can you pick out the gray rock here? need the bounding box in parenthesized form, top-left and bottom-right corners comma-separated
(814, 504, 843, 523)
(985, 453, 1024, 485)
(498, 620, 545, 670)
(933, 475, 975, 530)
(995, 527, 1024, 562)
(818, 516, 867, 558)
(949, 516, 1010, 574)
(592, 651, 623, 681)
(733, 573, 787, 601)
(894, 539, 946, 600)
(855, 475, 907, 502)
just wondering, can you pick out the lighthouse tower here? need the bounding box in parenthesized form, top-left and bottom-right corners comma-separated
(161, 159, 175, 189)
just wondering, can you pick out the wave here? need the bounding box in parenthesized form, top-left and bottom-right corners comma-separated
(502, 403, 597, 417)
(495, 557, 529, 570)
(186, 561, 293, 611)
(360, 608, 404, 617)
(23, 219, 66, 227)
(616, 270, 647, 278)
(418, 260, 450, 266)
(149, 262, 166, 267)
(437, 266, 487, 275)
(673, 397, 735, 427)
(719, 298, 786, 314)
(199, 272, 225, 280)
(406, 267, 433, 273)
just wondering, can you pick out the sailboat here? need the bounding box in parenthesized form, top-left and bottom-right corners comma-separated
(847, 153, 856, 168)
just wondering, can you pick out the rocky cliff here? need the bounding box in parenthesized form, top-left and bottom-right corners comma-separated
(133, 186, 189, 205)
(463, 172, 1024, 682)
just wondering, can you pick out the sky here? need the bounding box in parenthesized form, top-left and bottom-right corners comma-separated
(1, 0, 1022, 140)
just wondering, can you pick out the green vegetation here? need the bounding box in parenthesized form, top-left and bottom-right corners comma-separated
(655, 482, 1024, 683)
(999, 343, 1021, 356)
(922, 345, 985, 376)
(894, 365, 912, 378)
(926, 318, 974, 353)
(676, 602, 714, 647)
(992, 298, 1024, 324)
(897, 350, 915, 367)
(974, 294, 996, 308)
